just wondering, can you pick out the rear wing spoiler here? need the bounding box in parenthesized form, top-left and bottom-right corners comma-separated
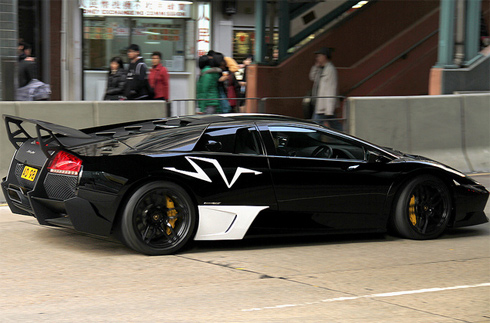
(3, 115, 91, 158)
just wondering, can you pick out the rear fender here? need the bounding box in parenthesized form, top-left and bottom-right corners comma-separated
(110, 170, 200, 234)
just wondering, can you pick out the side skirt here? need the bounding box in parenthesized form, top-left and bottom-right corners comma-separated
(194, 205, 269, 240)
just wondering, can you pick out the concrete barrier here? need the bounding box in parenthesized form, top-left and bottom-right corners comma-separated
(408, 95, 468, 171)
(461, 94, 490, 172)
(0, 102, 17, 186)
(348, 93, 490, 173)
(95, 101, 167, 125)
(348, 97, 411, 152)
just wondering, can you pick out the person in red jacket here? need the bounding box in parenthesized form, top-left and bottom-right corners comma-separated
(149, 51, 170, 101)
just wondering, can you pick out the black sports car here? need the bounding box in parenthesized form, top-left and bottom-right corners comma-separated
(2, 114, 488, 255)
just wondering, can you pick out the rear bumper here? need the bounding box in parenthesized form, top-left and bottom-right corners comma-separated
(2, 177, 117, 237)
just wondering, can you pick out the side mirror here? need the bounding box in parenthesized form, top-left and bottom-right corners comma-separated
(367, 150, 388, 163)
(205, 140, 222, 152)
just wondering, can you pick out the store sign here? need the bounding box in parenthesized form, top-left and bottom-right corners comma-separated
(197, 3, 210, 57)
(80, 0, 191, 18)
(83, 22, 182, 41)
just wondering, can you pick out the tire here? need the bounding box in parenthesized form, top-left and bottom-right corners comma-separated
(118, 181, 196, 255)
(392, 175, 452, 240)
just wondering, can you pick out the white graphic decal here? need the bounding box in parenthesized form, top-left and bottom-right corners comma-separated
(195, 205, 269, 240)
(164, 156, 262, 188)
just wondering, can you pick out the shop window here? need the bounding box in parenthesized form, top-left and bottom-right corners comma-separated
(233, 30, 255, 63)
(233, 29, 278, 63)
(83, 17, 185, 71)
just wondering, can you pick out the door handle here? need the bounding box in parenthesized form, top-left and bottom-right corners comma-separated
(347, 165, 360, 171)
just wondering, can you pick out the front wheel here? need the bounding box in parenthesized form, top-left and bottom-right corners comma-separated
(392, 175, 452, 240)
(118, 181, 196, 255)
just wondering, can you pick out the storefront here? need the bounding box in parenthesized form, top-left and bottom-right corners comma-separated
(80, 0, 201, 103)
(60, 1, 267, 105)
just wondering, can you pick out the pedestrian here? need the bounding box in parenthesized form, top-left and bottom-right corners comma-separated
(18, 42, 37, 88)
(104, 57, 126, 100)
(148, 51, 170, 101)
(211, 51, 233, 113)
(18, 41, 32, 61)
(223, 56, 241, 112)
(309, 47, 341, 131)
(196, 55, 221, 114)
(212, 52, 231, 113)
(16, 42, 51, 101)
(237, 54, 253, 111)
(124, 44, 151, 100)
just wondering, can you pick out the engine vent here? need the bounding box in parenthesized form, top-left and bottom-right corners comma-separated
(44, 173, 77, 200)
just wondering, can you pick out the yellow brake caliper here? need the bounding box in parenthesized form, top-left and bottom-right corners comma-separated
(166, 196, 178, 235)
(409, 195, 417, 225)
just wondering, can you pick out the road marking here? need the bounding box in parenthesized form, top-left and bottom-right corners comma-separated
(242, 282, 490, 312)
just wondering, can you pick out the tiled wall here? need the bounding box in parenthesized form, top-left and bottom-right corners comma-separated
(0, 0, 17, 100)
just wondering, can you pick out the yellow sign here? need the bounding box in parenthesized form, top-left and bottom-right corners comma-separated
(21, 166, 38, 182)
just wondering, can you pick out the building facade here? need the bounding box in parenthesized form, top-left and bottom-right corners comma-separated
(3, 0, 259, 108)
(0, 0, 18, 101)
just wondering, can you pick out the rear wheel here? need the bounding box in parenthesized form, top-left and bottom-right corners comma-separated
(392, 175, 451, 240)
(119, 181, 196, 255)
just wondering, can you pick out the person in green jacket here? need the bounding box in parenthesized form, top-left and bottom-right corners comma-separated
(197, 55, 222, 114)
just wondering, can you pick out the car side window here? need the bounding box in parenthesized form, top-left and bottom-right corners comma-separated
(131, 125, 208, 152)
(268, 125, 365, 160)
(194, 126, 262, 155)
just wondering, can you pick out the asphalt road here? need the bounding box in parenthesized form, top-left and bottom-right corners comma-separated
(1, 175, 489, 322)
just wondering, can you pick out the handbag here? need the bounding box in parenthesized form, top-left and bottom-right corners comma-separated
(302, 90, 314, 119)
(16, 79, 51, 101)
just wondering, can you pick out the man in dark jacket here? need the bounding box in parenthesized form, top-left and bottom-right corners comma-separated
(124, 44, 150, 100)
(18, 42, 37, 88)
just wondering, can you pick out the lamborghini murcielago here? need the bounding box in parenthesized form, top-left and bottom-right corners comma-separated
(2, 114, 488, 255)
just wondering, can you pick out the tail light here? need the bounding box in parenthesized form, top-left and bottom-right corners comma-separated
(48, 151, 82, 176)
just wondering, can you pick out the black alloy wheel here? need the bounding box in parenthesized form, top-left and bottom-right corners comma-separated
(393, 175, 452, 240)
(119, 181, 196, 255)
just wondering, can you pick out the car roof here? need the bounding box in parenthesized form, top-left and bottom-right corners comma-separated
(167, 113, 313, 124)
(74, 113, 399, 159)
(80, 114, 316, 137)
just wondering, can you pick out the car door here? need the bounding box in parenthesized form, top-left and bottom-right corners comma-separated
(190, 123, 277, 208)
(262, 123, 395, 230)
